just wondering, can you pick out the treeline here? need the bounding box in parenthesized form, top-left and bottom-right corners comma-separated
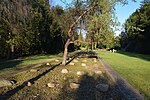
(0, 0, 69, 59)
(0, 0, 129, 59)
(120, 1, 150, 54)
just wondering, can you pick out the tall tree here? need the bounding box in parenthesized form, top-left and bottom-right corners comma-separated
(121, 1, 150, 54)
(61, 0, 131, 65)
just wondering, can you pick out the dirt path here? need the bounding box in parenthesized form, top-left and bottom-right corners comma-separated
(96, 54, 145, 100)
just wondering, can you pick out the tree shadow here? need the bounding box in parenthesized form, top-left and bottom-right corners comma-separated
(0, 60, 22, 70)
(75, 74, 96, 100)
(118, 51, 150, 61)
(66, 51, 99, 65)
(0, 63, 61, 99)
(58, 73, 125, 100)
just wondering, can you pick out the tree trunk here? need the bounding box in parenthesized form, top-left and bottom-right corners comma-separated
(62, 4, 98, 65)
(62, 38, 71, 65)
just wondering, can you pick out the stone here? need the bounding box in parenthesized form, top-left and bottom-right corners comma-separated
(27, 82, 32, 87)
(77, 71, 85, 76)
(94, 60, 97, 63)
(81, 63, 86, 67)
(30, 69, 38, 72)
(93, 58, 97, 62)
(69, 62, 75, 66)
(0, 80, 15, 87)
(55, 59, 59, 62)
(83, 59, 87, 62)
(47, 82, 56, 88)
(73, 59, 78, 63)
(61, 69, 69, 74)
(46, 63, 50, 65)
(70, 82, 80, 89)
(95, 71, 102, 74)
(63, 77, 67, 80)
(96, 83, 109, 92)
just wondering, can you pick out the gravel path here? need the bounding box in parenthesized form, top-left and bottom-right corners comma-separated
(97, 55, 145, 100)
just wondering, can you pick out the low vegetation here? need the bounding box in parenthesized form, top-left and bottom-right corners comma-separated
(0, 54, 62, 75)
(97, 50, 150, 99)
(0, 55, 124, 99)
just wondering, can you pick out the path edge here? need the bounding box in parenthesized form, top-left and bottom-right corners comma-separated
(95, 53, 145, 100)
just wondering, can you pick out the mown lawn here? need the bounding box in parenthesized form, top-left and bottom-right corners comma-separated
(97, 51, 150, 99)
(0, 53, 63, 75)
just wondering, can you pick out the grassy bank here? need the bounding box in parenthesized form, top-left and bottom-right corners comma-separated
(0, 54, 63, 75)
(0, 55, 124, 99)
(97, 51, 150, 99)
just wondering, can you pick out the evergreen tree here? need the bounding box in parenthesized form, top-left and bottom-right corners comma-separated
(121, 1, 150, 54)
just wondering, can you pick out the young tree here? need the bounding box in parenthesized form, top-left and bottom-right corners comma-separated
(61, 0, 131, 65)
(61, 0, 98, 65)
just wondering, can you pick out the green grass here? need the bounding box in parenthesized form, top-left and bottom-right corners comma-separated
(97, 51, 150, 99)
(0, 53, 63, 75)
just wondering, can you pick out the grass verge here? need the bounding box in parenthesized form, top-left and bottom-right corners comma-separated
(97, 51, 150, 99)
(0, 53, 63, 75)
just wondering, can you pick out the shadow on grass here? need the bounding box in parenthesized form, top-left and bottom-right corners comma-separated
(0, 54, 61, 71)
(75, 75, 96, 100)
(66, 51, 99, 65)
(0, 60, 22, 70)
(0, 63, 61, 99)
(58, 74, 125, 100)
(118, 51, 150, 61)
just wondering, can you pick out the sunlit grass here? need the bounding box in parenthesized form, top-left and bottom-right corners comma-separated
(0, 54, 63, 75)
(96, 51, 150, 99)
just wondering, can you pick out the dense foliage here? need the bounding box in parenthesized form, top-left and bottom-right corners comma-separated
(0, 0, 66, 59)
(84, 0, 116, 49)
(0, 0, 141, 59)
(120, 1, 150, 54)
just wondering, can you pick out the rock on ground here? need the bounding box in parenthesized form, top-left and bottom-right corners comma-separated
(83, 59, 87, 62)
(0, 80, 15, 87)
(94, 58, 97, 62)
(73, 59, 78, 63)
(46, 63, 50, 65)
(47, 82, 58, 88)
(27, 82, 32, 87)
(69, 62, 75, 66)
(30, 69, 38, 72)
(81, 63, 86, 67)
(61, 69, 69, 74)
(70, 82, 80, 89)
(95, 71, 102, 74)
(96, 83, 109, 92)
(55, 59, 59, 62)
(77, 71, 85, 76)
